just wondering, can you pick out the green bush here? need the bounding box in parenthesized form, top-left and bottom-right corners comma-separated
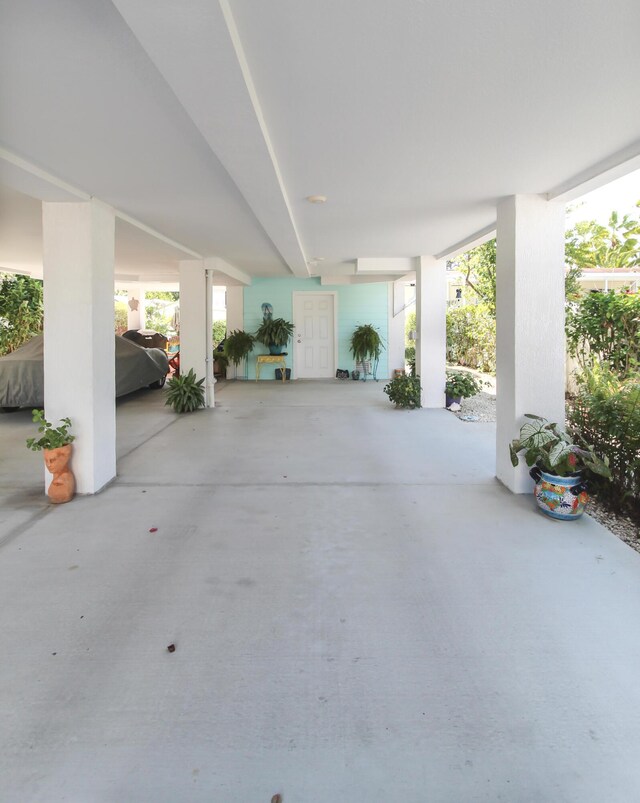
(212, 320, 226, 347)
(568, 362, 640, 522)
(446, 370, 483, 399)
(566, 291, 640, 378)
(446, 303, 496, 374)
(0, 273, 43, 355)
(384, 374, 422, 409)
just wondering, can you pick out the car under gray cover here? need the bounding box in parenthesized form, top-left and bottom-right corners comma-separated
(0, 335, 169, 408)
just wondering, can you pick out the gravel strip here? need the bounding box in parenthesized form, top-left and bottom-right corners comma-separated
(447, 389, 640, 550)
(451, 391, 496, 423)
(586, 499, 640, 554)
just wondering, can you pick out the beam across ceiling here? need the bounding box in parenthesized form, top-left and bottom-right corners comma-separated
(112, 0, 309, 278)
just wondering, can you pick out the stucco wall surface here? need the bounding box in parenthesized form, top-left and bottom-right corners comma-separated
(243, 278, 389, 380)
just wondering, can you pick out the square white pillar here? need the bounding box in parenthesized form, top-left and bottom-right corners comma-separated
(225, 286, 244, 379)
(178, 260, 207, 381)
(387, 280, 407, 379)
(496, 195, 565, 492)
(125, 283, 146, 331)
(415, 256, 446, 407)
(42, 200, 116, 494)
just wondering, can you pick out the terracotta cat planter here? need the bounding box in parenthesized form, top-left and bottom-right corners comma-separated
(44, 444, 75, 504)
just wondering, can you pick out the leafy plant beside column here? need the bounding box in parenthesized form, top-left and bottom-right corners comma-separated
(164, 368, 206, 413)
(350, 324, 384, 380)
(384, 374, 422, 408)
(224, 330, 255, 374)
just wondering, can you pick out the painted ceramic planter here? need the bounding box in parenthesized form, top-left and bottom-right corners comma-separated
(44, 444, 75, 504)
(446, 394, 462, 408)
(268, 345, 283, 355)
(529, 466, 588, 521)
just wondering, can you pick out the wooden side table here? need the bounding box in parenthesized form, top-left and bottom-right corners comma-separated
(256, 354, 288, 382)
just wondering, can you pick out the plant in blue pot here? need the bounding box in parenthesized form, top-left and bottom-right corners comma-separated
(254, 317, 294, 355)
(509, 414, 611, 520)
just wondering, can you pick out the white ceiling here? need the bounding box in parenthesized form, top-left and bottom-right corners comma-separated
(1, 0, 639, 283)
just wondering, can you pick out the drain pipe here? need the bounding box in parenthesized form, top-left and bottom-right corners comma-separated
(205, 268, 215, 408)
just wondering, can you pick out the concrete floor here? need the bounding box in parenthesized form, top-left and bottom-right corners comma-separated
(1, 380, 640, 802)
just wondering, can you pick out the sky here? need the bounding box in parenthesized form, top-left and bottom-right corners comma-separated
(567, 167, 640, 227)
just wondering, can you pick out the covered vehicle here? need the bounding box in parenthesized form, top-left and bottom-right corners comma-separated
(0, 335, 169, 408)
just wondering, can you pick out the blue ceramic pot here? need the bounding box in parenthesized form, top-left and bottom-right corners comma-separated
(268, 345, 283, 355)
(529, 466, 589, 521)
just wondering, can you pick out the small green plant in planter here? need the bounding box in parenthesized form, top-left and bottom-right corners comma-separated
(384, 374, 422, 409)
(445, 370, 483, 405)
(165, 368, 206, 413)
(510, 414, 611, 520)
(350, 324, 384, 380)
(26, 409, 75, 451)
(224, 330, 255, 367)
(254, 318, 294, 354)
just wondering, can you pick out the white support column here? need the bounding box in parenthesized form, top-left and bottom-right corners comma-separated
(204, 268, 215, 407)
(178, 260, 207, 382)
(225, 286, 244, 379)
(415, 256, 447, 407)
(125, 283, 146, 331)
(387, 280, 407, 378)
(496, 194, 565, 492)
(42, 200, 116, 494)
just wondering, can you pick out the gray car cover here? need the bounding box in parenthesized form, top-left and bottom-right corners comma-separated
(0, 335, 168, 408)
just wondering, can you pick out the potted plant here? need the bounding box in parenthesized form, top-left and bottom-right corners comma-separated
(384, 373, 422, 409)
(445, 370, 483, 407)
(350, 324, 384, 380)
(224, 329, 255, 368)
(254, 318, 294, 355)
(26, 409, 76, 504)
(165, 368, 206, 413)
(510, 414, 611, 520)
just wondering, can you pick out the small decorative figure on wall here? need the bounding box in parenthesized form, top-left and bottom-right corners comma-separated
(261, 302, 273, 321)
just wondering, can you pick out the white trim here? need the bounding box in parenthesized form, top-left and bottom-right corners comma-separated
(547, 149, 640, 203)
(291, 290, 338, 380)
(0, 145, 202, 259)
(435, 224, 497, 261)
(218, 0, 309, 278)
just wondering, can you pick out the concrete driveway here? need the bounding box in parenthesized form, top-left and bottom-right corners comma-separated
(1, 380, 639, 802)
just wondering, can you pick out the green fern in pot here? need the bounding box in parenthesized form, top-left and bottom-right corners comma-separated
(350, 324, 384, 366)
(254, 318, 294, 354)
(224, 330, 255, 366)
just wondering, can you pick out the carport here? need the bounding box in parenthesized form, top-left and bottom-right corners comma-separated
(1, 381, 640, 801)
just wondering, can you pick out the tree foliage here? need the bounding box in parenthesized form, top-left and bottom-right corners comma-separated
(565, 206, 640, 271)
(450, 239, 496, 313)
(0, 273, 44, 355)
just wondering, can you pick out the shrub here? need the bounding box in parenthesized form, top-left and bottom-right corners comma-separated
(446, 370, 483, 399)
(567, 362, 640, 522)
(405, 345, 416, 376)
(446, 303, 496, 374)
(0, 273, 43, 355)
(566, 291, 640, 378)
(384, 374, 422, 409)
(212, 320, 226, 347)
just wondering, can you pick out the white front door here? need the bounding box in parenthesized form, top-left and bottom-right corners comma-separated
(293, 293, 335, 378)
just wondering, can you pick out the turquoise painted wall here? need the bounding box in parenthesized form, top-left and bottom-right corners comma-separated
(243, 277, 389, 380)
